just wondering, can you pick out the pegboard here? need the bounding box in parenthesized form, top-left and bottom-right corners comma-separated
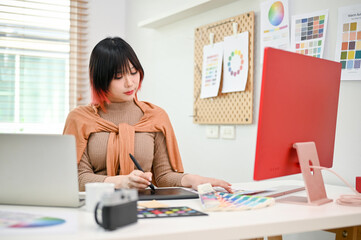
(193, 12, 254, 124)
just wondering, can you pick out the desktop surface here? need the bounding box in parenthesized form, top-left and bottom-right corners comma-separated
(1, 180, 360, 240)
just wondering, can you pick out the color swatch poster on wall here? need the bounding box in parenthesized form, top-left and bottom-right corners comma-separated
(200, 42, 223, 98)
(222, 32, 249, 93)
(260, 0, 290, 58)
(291, 10, 328, 58)
(335, 4, 361, 81)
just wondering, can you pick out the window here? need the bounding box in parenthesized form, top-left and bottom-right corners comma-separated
(0, 0, 88, 133)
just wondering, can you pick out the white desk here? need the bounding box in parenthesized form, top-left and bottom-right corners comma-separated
(1, 180, 361, 240)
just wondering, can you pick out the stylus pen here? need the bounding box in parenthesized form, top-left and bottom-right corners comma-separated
(129, 153, 156, 192)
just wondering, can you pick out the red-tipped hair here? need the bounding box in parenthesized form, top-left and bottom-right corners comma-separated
(91, 84, 111, 111)
(88, 37, 145, 110)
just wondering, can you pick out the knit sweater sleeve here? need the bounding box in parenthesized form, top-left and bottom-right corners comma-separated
(77, 145, 107, 191)
(152, 132, 184, 187)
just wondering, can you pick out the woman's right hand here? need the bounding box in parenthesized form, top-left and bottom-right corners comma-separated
(104, 170, 152, 189)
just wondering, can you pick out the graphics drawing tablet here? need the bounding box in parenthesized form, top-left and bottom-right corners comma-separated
(138, 187, 199, 201)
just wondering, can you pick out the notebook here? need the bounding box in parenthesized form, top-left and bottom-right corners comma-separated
(0, 134, 84, 208)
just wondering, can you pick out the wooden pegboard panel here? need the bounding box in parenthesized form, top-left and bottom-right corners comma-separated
(193, 12, 254, 124)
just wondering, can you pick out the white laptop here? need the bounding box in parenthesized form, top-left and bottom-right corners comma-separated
(0, 134, 84, 207)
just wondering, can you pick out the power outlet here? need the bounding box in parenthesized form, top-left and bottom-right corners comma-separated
(206, 125, 219, 139)
(220, 126, 235, 139)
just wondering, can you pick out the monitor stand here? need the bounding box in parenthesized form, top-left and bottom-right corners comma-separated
(277, 142, 333, 206)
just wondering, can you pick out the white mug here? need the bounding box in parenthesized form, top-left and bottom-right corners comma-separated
(85, 182, 115, 212)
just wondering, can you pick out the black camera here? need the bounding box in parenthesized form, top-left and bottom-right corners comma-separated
(94, 189, 138, 230)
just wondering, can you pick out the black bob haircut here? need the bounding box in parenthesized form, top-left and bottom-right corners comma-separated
(89, 37, 144, 105)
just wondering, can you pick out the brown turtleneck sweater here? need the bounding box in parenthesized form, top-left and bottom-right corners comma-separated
(77, 100, 184, 191)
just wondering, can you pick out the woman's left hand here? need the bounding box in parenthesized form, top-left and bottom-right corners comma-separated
(181, 174, 233, 193)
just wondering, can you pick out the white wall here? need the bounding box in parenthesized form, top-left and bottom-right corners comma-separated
(87, 0, 126, 51)
(88, 1, 361, 239)
(123, 0, 361, 185)
(85, 0, 126, 104)
(88, 0, 361, 185)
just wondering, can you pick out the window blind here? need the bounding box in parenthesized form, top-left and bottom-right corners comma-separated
(0, 0, 88, 133)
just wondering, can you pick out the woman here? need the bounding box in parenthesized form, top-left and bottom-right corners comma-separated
(64, 37, 232, 192)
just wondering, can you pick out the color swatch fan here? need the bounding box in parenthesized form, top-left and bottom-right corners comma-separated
(198, 184, 275, 212)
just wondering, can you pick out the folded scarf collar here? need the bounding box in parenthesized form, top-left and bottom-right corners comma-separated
(63, 99, 184, 176)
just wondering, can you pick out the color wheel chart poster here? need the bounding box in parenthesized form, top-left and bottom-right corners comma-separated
(0, 210, 76, 235)
(200, 42, 223, 98)
(261, 0, 290, 58)
(335, 4, 361, 81)
(222, 32, 249, 93)
(291, 10, 329, 58)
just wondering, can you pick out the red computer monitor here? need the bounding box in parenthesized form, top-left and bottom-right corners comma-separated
(254, 47, 341, 182)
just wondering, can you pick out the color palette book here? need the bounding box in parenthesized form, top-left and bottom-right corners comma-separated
(0, 211, 65, 228)
(291, 10, 328, 58)
(198, 183, 275, 212)
(137, 207, 208, 219)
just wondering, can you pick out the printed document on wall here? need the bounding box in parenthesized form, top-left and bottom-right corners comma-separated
(222, 32, 249, 93)
(260, 0, 290, 58)
(200, 42, 223, 98)
(291, 10, 328, 58)
(335, 4, 361, 81)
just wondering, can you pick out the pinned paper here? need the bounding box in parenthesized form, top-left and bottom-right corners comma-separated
(291, 10, 329, 58)
(200, 42, 224, 98)
(335, 4, 361, 80)
(260, 0, 290, 57)
(222, 32, 249, 93)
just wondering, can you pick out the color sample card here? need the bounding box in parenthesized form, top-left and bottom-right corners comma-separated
(200, 42, 223, 98)
(0, 211, 65, 228)
(291, 10, 328, 58)
(222, 32, 249, 93)
(137, 207, 208, 219)
(197, 183, 275, 212)
(260, 0, 290, 59)
(335, 4, 361, 80)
